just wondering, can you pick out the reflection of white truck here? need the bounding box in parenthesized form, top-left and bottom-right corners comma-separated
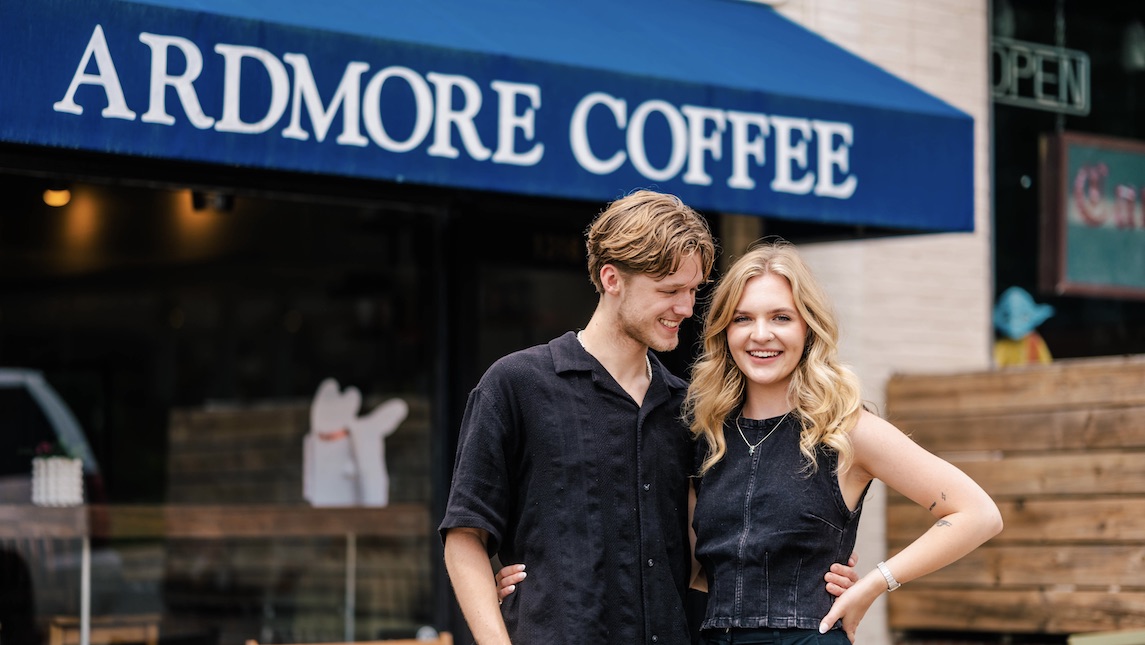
(0, 368, 100, 503)
(0, 369, 161, 627)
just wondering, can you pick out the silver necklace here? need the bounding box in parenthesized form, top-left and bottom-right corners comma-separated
(736, 410, 790, 455)
(576, 330, 652, 381)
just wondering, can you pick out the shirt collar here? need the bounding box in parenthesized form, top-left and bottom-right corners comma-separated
(550, 331, 687, 395)
(551, 330, 595, 374)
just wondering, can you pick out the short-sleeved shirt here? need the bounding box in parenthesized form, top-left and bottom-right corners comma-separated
(440, 331, 694, 645)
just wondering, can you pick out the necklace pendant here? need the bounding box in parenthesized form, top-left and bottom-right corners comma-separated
(748, 446, 756, 455)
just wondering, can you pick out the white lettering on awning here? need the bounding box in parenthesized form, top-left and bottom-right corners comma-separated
(52, 25, 859, 201)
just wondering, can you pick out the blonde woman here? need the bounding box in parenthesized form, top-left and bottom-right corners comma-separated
(685, 241, 1002, 645)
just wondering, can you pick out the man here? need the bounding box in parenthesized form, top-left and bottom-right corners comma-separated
(441, 190, 853, 644)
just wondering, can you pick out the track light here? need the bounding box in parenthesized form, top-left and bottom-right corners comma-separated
(43, 186, 71, 207)
(191, 190, 235, 212)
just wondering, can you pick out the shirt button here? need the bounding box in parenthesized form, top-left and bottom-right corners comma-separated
(647, 559, 654, 567)
(652, 636, 659, 643)
(643, 483, 651, 491)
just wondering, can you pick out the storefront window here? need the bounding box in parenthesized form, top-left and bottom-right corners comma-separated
(993, 0, 1145, 358)
(0, 171, 440, 642)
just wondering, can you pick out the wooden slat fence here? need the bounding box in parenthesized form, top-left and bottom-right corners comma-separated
(884, 355, 1145, 635)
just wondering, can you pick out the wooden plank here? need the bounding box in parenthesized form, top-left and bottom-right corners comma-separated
(892, 406, 1145, 454)
(113, 504, 431, 538)
(168, 450, 304, 474)
(887, 589, 1145, 633)
(885, 544, 1145, 588)
(0, 504, 86, 537)
(888, 498, 1145, 544)
(0, 504, 430, 539)
(169, 397, 429, 441)
(168, 407, 306, 443)
(166, 483, 302, 504)
(886, 356, 1145, 417)
(883, 454, 1145, 501)
(1069, 629, 1145, 645)
(942, 452, 1145, 497)
(168, 423, 304, 446)
(49, 614, 161, 645)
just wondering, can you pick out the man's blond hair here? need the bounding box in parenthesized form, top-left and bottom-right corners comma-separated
(585, 190, 716, 293)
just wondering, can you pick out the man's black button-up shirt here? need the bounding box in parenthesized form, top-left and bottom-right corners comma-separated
(441, 332, 693, 644)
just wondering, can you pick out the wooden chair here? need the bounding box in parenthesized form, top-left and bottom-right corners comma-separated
(49, 613, 161, 645)
(244, 633, 453, 645)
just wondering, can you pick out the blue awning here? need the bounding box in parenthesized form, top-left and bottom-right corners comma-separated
(0, 0, 974, 232)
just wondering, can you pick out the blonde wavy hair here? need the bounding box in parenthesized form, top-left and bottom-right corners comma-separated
(586, 190, 716, 293)
(684, 240, 863, 476)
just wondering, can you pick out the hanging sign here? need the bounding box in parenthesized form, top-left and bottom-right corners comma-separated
(992, 37, 1090, 116)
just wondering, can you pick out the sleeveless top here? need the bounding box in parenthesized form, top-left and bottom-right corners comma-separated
(692, 412, 869, 631)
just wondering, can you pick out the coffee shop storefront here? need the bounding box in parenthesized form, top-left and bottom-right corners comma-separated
(0, 0, 974, 642)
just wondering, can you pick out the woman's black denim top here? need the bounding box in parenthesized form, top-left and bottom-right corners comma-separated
(692, 411, 869, 631)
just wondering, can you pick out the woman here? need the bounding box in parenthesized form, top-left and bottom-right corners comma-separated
(685, 241, 1002, 645)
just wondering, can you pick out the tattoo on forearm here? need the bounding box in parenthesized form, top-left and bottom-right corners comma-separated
(928, 492, 947, 512)
(935, 519, 953, 528)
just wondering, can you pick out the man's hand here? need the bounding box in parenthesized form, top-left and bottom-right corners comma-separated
(825, 553, 859, 597)
(495, 563, 527, 600)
